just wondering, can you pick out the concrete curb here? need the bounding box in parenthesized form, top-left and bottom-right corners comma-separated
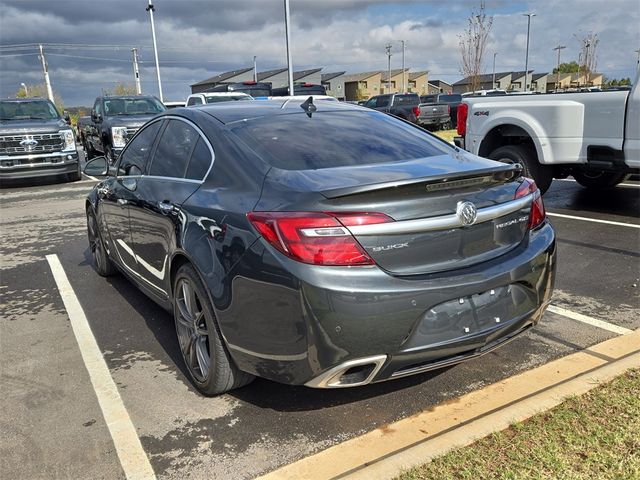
(256, 329, 640, 480)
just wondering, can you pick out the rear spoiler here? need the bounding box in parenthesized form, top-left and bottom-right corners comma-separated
(320, 163, 522, 199)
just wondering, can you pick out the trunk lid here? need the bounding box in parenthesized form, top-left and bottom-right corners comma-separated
(260, 154, 530, 275)
(418, 103, 449, 120)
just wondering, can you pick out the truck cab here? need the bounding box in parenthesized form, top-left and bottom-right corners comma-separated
(362, 93, 421, 123)
(0, 98, 80, 182)
(86, 95, 165, 164)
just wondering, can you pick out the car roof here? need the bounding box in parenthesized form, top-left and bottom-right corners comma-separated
(189, 97, 364, 124)
(1, 97, 51, 102)
(192, 92, 252, 97)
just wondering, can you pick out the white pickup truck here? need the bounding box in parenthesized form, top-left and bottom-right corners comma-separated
(454, 70, 639, 193)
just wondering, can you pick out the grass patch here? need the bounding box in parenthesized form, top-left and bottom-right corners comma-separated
(433, 129, 457, 144)
(397, 369, 640, 480)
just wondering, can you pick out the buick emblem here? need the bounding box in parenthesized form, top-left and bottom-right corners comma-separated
(20, 137, 38, 151)
(456, 201, 478, 226)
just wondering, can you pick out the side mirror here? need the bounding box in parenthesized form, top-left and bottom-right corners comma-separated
(91, 110, 101, 123)
(84, 156, 110, 177)
(63, 111, 71, 124)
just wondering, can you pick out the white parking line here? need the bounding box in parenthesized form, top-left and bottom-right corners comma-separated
(558, 178, 640, 188)
(83, 174, 100, 181)
(547, 212, 640, 229)
(547, 305, 632, 335)
(46, 254, 156, 480)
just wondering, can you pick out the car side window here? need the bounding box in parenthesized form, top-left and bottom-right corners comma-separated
(376, 96, 390, 108)
(117, 121, 162, 176)
(187, 96, 202, 106)
(363, 97, 377, 108)
(148, 119, 200, 179)
(185, 138, 212, 180)
(94, 99, 103, 117)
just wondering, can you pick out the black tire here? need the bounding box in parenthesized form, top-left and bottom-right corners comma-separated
(489, 144, 553, 194)
(87, 210, 116, 277)
(83, 136, 94, 160)
(173, 263, 254, 396)
(572, 170, 630, 190)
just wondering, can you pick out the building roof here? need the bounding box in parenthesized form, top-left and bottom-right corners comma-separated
(293, 68, 322, 81)
(256, 68, 288, 81)
(343, 71, 382, 82)
(509, 70, 534, 81)
(532, 73, 549, 81)
(381, 68, 410, 81)
(321, 71, 346, 82)
(453, 71, 513, 86)
(191, 67, 253, 87)
(430, 79, 452, 87)
(408, 70, 429, 80)
(257, 68, 322, 82)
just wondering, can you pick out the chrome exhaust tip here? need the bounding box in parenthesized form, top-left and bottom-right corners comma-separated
(305, 355, 388, 388)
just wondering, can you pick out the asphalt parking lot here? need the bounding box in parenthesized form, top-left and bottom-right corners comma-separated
(1, 152, 639, 480)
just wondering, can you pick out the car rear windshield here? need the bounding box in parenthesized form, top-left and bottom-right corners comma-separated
(438, 94, 462, 103)
(394, 94, 420, 105)
(0, 100, 59, 120)
(206, 96, 251, 103)
(230, 110, 451, 170)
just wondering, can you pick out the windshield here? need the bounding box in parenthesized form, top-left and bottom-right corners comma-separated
(394, 95, 420, 105)
(230, 110, 450, 170)
(0, 100, 60, 120)
(438, 94, 462, 103)
(103, 97, 165, 116)
(205, 95, 252, 103)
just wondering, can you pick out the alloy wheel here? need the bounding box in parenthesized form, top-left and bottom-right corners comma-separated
(87, 214, 104, 271)
(175, 279, 211, 382)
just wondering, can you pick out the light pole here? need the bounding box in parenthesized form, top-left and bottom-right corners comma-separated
(131, 48, 142, 94)
(283, 0, 294, 95)
(20, 82, 28, 97)
(400, 40, 405, 93)
(38, 44, 54, 103)
(385, 43, 392, 93)
(253, 56, 257, 82)
(492, 52, 497, 89)
(146, 0, 163, 102)
(553, 44, 566, 90)
(522, 13, 536, 92)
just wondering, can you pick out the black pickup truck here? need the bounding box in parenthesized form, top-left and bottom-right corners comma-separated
(0, 98, 80, 182)
(362, 93, 421, 123)
(85, 95, 165, 163)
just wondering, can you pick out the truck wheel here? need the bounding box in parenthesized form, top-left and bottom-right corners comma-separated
(83, 137, 94, 160)
(489, 145, 553, 194)
(572, 171, 629, 190)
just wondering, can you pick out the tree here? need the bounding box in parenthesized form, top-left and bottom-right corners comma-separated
(552, 61, 582, 74)
(13, 83, 64, 114)
(458, 2, 494, 92)
(107, 83, 137, 95)
(574, 32, 599, 85)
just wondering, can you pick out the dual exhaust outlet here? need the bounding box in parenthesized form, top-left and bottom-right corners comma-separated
(305, 355, 388, 388)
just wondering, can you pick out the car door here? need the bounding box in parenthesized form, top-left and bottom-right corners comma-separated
(100, 119, 164, 280)
(128, 117, 212, 295)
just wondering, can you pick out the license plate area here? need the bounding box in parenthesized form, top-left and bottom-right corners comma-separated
(401, 284, 536, 351)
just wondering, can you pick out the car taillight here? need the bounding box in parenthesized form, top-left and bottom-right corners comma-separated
(247, 212, 393, 266)
(412, 106, 420, 117)
(515, 178, 546, 229)
(457, 102, 468, 136)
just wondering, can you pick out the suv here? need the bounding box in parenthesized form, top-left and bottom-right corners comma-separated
(186, 92, 253, 106)
(86, 95, 166, 163)
(362, 93, 421, 123)
(0, 98, 80, 182)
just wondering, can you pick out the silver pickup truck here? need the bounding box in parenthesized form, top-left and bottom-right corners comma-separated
(417, 95, 450, 130)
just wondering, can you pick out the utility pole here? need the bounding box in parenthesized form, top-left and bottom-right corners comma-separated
(38, 44, 54, 103)
(553, 44, 566, 90)
(131, 48, 142, 94)
(522, 13, 536, 92)
(283, 0, 294, 95)
(253, 56, 257, 82)
(400, 40, 405, 93)
(584, 42, 591, 86)
(146, 0, 163, 102)
(492, 52, 497, 89)
(385, 43, 392, 93)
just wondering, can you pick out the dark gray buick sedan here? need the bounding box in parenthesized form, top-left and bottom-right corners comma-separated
(84, 98, 556, 396)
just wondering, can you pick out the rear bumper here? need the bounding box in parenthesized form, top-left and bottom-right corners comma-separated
(418, 117, 449, 126)
(219, 222, 557, 387)
(0, 151, 79, 180)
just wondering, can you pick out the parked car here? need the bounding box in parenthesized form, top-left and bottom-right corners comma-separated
(455, 69, 639, 192)
(163, 101, 186, 109)
(462, 89, 508, 97)
(85, 95, 166, 164)
(76, 115, 91, 143)
(420, 93, 463, 128)
(83, 99, 556, 396)
(362, 93, 421, 123)
(186, 92, 253, 106)
(0, 98, 80, 182)
(205, 81, 272, 98)
(271, 83, 327, 96)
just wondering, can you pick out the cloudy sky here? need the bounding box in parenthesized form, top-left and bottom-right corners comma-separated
(1, 0, 638, 106)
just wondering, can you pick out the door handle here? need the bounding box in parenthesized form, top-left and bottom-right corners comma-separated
(158, 200, 176, 214)
(117, 199, 128, 208)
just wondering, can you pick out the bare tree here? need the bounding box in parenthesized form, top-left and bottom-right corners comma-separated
(574, 32, 599, 86)
(459, 2, 494, 92)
